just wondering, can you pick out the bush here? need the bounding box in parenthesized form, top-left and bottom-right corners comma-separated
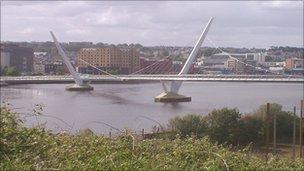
(168, 103, 299, 145)
(169, 114, 207, 138)
(0, 67, 20, 76)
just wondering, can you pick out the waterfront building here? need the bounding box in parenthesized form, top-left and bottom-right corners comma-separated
(33, 63, 45, 75)
(77, 46, 140, 74)
(44, 61, 66, 75)
(0, 43, 34, 74)
(211, 52, 265, 63)
(225, 58, 257, 74)
(0, 51, 10, 68)
(285, 58, 304, 69)
(253, 52, 266, 64)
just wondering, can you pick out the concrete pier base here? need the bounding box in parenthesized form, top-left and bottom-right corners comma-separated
(154, 92, 191, 103)
(65, 84, 94, 91)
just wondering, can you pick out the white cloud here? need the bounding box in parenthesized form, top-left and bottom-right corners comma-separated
(66, 29, 88, 35)
(260, 1, 302, 9)
(16, 28, 33, 36)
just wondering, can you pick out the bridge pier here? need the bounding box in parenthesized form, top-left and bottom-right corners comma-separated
(65, 84, 94, 91)
(154, 92, 191, 103)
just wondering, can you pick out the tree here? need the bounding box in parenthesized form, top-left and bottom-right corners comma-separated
(3, 67, 20, 76)
(205, 108, 242, 145)
(239, 115, 264, 144)
(252, 103, 299, 142)
(161, 50, 169, 57)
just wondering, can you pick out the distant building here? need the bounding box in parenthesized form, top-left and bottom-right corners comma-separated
(68, 42, 93, 47)
(260, 62, 285, 67)
(225, 58, 257, 74)
(44, 61, 66, 75)
(77, 46, 140, 74)
(269, 67, 284, 74)
(253, 52, 266, 64)
(205, 52, 267, 74)
(172, 61, 183, 74)
(33, 63, 45, 75)
(210, 52, 265, 62)
(226, 59, 236, 70)
(0, 52, 10, 68)
(285, 58, 304, 69)
(0, 43, 34, 74)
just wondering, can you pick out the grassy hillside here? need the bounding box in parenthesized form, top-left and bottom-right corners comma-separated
(1, 107, 303, 170)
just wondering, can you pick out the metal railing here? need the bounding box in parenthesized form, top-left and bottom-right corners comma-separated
(1, 74, 303, 84)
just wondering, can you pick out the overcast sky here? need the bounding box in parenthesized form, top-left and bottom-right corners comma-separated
(1, 1, 303, 48)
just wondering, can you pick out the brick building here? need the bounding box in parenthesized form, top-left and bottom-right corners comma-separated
(285, 58, 304, 69)
(77, 46, 139, 74)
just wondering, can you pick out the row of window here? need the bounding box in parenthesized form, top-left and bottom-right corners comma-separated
(79, 64, 133, 67)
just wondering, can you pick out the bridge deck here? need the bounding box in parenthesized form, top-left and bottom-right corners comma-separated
(0, 75, 303, 84)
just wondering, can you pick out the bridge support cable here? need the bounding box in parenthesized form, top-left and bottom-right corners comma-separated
(78, 58, 121, 79)
(50, 31, 93, 91)
(155, 17, 214, 102)
(50, 31, 83, 85)
(130, 59, 167, 75)
(206, 37, 290, 76)
(130, 61, 156, 75)
(170, 17, 214, 94)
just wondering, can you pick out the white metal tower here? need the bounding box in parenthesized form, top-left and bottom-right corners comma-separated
(155, 17, 213, 102)
(50, 31, 93, 91)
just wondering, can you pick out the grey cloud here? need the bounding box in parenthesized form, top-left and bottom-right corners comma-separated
(1, 1, 303, 48)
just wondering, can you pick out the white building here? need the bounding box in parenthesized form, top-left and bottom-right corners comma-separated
(212, 52, 266, 63)
(252, 52, 266, 64)
(260, 62, 285, 67)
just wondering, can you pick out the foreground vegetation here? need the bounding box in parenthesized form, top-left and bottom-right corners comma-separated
(1, 105, 303, 170)
(169, 103, 300, 145)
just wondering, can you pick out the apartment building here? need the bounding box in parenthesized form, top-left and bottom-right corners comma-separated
(77, 46, 139, 74)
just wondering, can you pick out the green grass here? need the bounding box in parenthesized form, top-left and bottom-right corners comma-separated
(1, 107, 303, 170)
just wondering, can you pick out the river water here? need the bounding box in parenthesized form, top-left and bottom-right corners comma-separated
(1, 82, 303, 134)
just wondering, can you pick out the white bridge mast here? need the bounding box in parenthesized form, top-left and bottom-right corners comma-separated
(155, 17, 213, 102)
(50, 31, 93, 91)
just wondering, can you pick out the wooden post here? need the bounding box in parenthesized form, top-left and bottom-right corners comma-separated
(266, 103, 270, 156)
(273, 108, 277, 153)
(293, 106, 296, 159)
(109, 131, 112, 139)
(142, 129, 145, 138)
(300, 100, 304, 158)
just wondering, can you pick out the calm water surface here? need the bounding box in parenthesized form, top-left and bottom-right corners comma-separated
(1, 82, 303, 134)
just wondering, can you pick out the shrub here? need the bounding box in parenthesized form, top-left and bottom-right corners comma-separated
(168, 114, 207, 138)
(205, 108, 242, 145)
(168, 104, 298, 145)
